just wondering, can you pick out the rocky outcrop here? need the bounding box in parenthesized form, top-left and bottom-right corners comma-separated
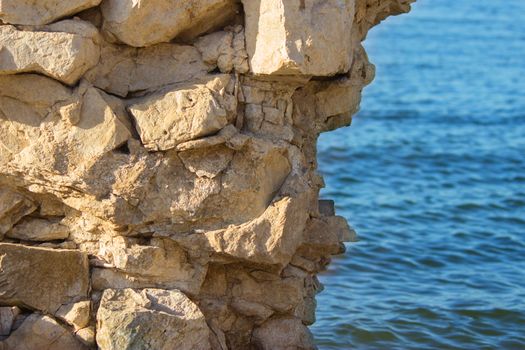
(0, 0, 414, 349)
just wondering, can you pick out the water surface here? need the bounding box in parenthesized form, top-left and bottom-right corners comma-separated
(313, 1, 525, 349)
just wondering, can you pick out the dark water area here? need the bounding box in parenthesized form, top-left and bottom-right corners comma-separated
(313, 1, 525, 349)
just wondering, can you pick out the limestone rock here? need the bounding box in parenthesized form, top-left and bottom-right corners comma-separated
(242, 0, 354, 75)
(252, 317, 317, 350)
(128, 75, 236, 151)
(0, 74, 70, 164)
(0, 243, 89, 314)
(0, 74, 132, 182)
(101, 0, 239, 47)
(94, 237, 207, 294)
(6, 217, 69, 241)
(0, 0, 102, 25)
(229, 269, 304, 318)
(296, 216, 356, 261)
(195, 26, 249, 74)
(355, 0, 416, 39)
(175, 124, 248, 152)
(179, 144, 234, 179)
(56, 301, 91, 330)
(203, 196, 308, 266)
(96, 288, 211, 350)
(85, 43, 209, 97)
(0, 188, 35, 236)
(0, 20, 100, 85)
(76, 326, 96, 347)
(0, 314, 87, 350)
(0, 0, 416, 347)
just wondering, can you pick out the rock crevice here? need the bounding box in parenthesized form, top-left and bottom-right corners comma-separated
(0, 0, 414, 348)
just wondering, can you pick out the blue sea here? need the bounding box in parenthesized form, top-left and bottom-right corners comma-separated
(313, 1, 525, 349)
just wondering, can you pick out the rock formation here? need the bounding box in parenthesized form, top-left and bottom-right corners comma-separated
(0, 0, 414, 349)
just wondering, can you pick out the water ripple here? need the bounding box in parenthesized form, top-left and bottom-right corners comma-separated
(312, 0, 525, 348)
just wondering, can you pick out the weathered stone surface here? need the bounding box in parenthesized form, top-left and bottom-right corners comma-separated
(129, 75, 236, 151)
(0, 0, 416, 347)
(202, 196, 308, 266)
(0, 78, 132, 175)
(252, 317, 317, 350)
(195, 26, 249, 74)
(0, 20, 100, 85)
(242, 0, 354, 76)
(0, 188, 35, 236)
(0, 243, 89, 314)
(94, 237, 207, 294)
(101, 0, 239, 47)
(85, 43, 209, 97)
(6, 217, 69, 241)
(96, 288, 211, 350)
(0, 74, 134, 212)
(0, 314, 87, 350)
(228, 268, 304, 320)
(56, 301, 91, 330)
(355, 0, 416, 39)
(76, 326, 96, 347)
(0, 0, 101, 25)
(0, 307, 20, 336)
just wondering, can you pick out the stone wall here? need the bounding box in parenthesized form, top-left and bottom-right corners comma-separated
(0, 1, 414, 349)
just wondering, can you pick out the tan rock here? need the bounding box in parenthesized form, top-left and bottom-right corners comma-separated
(179, 145, 234, 179)
(0, 243, 89, 314)
(76, 326, 96, 347)
(6, 217, 69, 241)
(96, 288, 211, 350)
(0, 0, 101, 25)
(252, 317, 317, 350)
(129, 75, 236, 151)
(203, 196, 308, 266)
(175, 124, 248, 152)
(101, 0, 239, 47)
(0, 74, 70, 165)
(242, 0, 354, 75)
(297, 216, 355, 260)
(56, 301, 91, 331)
(85, 43, 209, 97)
(0, 19, 100, 85)
(195, 26, 249, 74)
(0, 75, 132, 174)
(0, 1, 416, 347)
(355, 0, 416, 39)
(0, 314, 87, 350)
(0, 187, 35, 236)
(229, 269, 303, 318)
(94, 237, 207, 294)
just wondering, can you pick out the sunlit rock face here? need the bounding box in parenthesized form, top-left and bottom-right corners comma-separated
(0, 0, 414, 349)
